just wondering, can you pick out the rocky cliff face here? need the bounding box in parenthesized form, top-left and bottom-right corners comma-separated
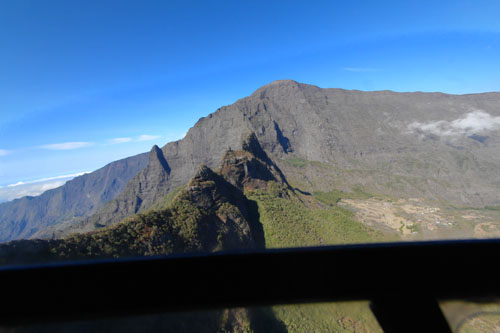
(52, 132, 290, 237)
(0, 152, 148, 242)
(219, 133, 289, 192)
(0, 137, 278, 263)
(128, 80, 500, 215)
(160, 80, 500, 206)
(80, 145, 172, 230)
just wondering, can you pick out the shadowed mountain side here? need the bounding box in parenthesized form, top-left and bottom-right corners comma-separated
(0, 163, 266, 264)
(0, 152, 148, 242)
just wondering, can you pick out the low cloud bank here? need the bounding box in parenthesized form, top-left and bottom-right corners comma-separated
(0, 172, 89, 202)
(408, 110, 500, 137)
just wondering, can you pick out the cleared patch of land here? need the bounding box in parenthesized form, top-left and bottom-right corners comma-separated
(338, 197, 500, 240)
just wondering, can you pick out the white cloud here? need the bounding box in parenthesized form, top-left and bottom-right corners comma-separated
(408, 110, 500, 137)
(0, 180, 66, 202)
(137, 134, 162, 142)
(0, 172, 90, 202)
(6, 172, 89, 188)
(40, 142, 93, 150)
(0, 149, 12, 156)
(108, 137, 133, 144)
(343, 67, 381, 72)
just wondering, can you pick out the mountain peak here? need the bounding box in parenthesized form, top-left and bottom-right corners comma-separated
(220, 133, 288, 191)
(255, 79, 302, 93)
(191, 164, 218, 184)
(266, 79, 299, 86)
(149, 145, 170, 173)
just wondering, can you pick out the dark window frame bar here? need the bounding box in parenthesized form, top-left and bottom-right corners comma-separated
(1, 239, 499, 331)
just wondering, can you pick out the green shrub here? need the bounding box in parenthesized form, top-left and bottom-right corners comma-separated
(284, 156, 308, 168)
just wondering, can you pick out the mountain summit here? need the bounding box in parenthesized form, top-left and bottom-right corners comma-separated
(220, 132, 289, 191)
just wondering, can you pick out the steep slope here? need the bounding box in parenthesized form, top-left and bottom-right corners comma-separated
(0, 152, 148, 242)
(219, 132, 290, 192)
(161, 80, 500, 206)
(50, 133, 281, 237)
(0, 135, 278, 264)
(34, 145, 172, 238)
(81, 80, 500, 234)
(62, 145, 174, 235)
(3, 79, 500, 241)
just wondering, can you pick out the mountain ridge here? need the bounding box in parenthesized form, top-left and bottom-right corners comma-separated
(2, 80, 500, 241)
(0, 152, 149, 242)
(0, 134, 281, 264)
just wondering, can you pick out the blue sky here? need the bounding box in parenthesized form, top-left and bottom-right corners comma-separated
(1, 0, 500, 200)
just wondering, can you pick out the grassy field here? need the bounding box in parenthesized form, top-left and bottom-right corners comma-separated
(246, 186, 392, 249)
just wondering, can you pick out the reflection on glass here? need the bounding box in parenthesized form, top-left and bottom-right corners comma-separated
(441, 299, 500, 332)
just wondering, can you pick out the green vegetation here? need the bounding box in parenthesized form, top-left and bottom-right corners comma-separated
(0, 184, 248, 265)
(407, 223, 421, 234)
(52, 195, 210, 261)
(313, 187, 374, 207)
(247, 183, 388, 249)
(484, 206, 500, 211)
(348, 185, 375, 200)
(398, 223, 405, 235)
(284, 156, 308, 168)
(312, 190, 342, 206)
(148, 186, 184, 211)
